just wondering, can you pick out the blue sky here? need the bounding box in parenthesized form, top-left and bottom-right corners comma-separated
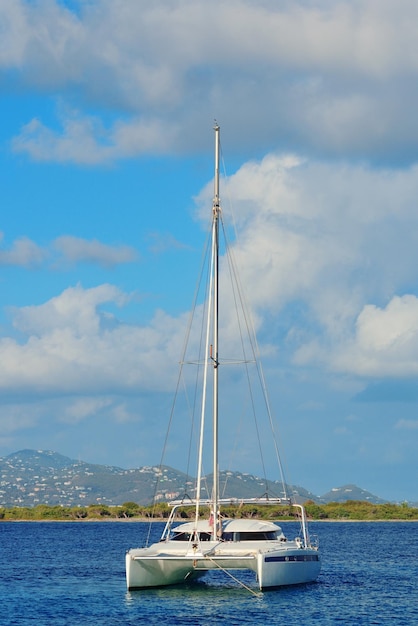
(1, 0, 418, 502)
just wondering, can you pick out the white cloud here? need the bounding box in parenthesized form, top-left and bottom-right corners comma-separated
(11, 113, 178, 164)
(53, 235, 137, 266)
(147, 232, 190, 255)
(0, 1, 32, 67)
(5, 0, 418, 163)
(0, 232, 137, 268)
(395, 419, 418, 430)
(0, 233, 46, 267)
(59, 396, 114, 424)
(12, 115, 114, 165)
(111, 402, 137, 424)
(218, 154, 418, 315)
(0, 283, 187, 395)
(195, 153, 418, 379)
(11, 283, 128, 335)
(330, 296, 418, 377)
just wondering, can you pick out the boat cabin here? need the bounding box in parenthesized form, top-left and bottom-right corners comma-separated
(169, 519, 286, 543)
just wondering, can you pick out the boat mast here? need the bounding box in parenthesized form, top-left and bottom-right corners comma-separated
(211, 122, 220, 540)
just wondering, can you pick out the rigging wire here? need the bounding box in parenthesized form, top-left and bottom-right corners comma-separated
(183, 228, 212, 502)
(219, 216, 269, 492)
(204, 555, 262, 597)
(219, 140, 289, 499)
(145, 224, 213, 545)
(147, 131, 295, 546)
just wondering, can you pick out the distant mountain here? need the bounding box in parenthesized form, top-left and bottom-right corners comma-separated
(320, 484, 388, 504)
(0, 449, 389, 507)
(0, 449, 189, 507)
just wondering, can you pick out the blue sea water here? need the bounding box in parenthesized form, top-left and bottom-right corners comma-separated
(0, 521, 417, 625)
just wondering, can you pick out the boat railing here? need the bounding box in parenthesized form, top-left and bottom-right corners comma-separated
(168, 497, 292, 507)
(160, 497, 295, 541)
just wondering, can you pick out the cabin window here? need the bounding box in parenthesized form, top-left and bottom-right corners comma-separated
(171, 531, 212, 541)
(238, 531, 279, 541)
(171, 532, 191, 541)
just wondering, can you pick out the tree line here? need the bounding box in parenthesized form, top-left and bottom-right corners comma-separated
(0, 499, 417, 521)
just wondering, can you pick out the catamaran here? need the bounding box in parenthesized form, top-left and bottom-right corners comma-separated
(125, 124, 320, 591)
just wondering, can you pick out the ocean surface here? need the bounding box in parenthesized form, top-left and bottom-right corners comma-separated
(1, 520, 417, 625)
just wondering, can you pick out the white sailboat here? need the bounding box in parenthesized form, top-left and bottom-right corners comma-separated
(125, 124, 320, 591)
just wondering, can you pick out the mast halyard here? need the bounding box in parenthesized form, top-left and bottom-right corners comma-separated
(212, 122, 220, 540)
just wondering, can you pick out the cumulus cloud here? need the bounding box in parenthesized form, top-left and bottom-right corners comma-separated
(215, 154, 418, 313)
(0, 233, 46, 267)
(59, 396, 114, 424)
(0, 232, 137, 268)
(11, 283, 128, 336)
(12, 115, 114, 165)
(196, 153, 418, 379)
(329, 296, 418, 377)
(0, 283, 188, 396)
(5, 0, 418, 163)
(53, 235, 138, 266)
(12, 112, 177, 164)
(147, 232, 190, 254)
(4, 150, 418, 388)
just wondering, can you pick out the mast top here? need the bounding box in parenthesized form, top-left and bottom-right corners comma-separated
(213, 122, 221, 217)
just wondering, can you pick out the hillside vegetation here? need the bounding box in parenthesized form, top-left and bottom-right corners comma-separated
(1, 500, 417, 521)
(304, 499, 418, 520)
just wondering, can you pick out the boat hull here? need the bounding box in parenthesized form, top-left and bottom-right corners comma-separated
(126, 543, 320, 590)
(126, 551, 203, 589)
(257, 548, 321, 589)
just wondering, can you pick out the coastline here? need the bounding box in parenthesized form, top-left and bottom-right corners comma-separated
(2, 517, 418, 523)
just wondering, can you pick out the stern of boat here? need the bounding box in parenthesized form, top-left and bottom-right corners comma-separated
(126, 549, 204, 590)
(257, 548, 321, 589)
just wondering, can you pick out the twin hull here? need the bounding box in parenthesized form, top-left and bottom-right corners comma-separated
(126, 542, 320, 590)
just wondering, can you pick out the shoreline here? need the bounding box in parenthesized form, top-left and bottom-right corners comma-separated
(2, 517, 418, 523)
